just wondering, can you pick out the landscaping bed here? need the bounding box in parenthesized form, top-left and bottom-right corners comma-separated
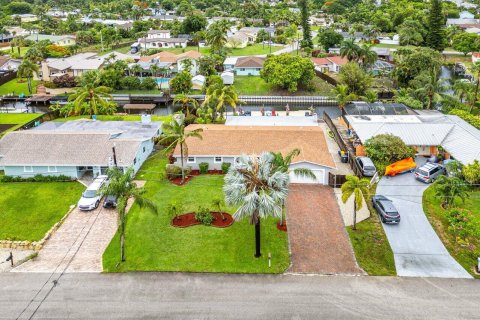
(423, 186, 480, 278)
(172, 212, 234, 228)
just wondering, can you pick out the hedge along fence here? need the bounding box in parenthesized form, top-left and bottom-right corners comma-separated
(0, 174, 76, 183)
(0, 204, 77, 251)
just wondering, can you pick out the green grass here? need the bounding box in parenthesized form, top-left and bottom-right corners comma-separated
(423, 186, 480, 278)
(346, 185, 396, 276)
(112, 89, 165, 94)
(0, 182, 85, 241)
(0, 47, 30, 57)
(53, 114, 173, 123)
(233, 76, 333, 96)
(0, 78, 38, 96)
(102, 153, 290, 273)
(159, 44, 282, 56)
(0, 113, 42, 135)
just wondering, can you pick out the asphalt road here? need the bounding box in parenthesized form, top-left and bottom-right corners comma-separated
(376, 158, 472, 278)
(1, 273, 479, 319)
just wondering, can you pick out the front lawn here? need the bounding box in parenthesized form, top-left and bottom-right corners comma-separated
(423, 186, 480, 278)
(346, 185, 396, 276)
(54, 114, 173, 123)
(0, 78, 38, 96)
(233, 76, 333, 96)
(227, 44, 282, 56)
(0, 182, 85, 241)
(0, 113, 42, 136)
(103, 153, 290, 273)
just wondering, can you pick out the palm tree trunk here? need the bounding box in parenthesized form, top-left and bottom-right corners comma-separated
(352, 197, 357, 230)
(27, 77, 32, 94)
(254, 218, 261, 258)
(280, 200, 285, 226)
(180, 144, 185, 183)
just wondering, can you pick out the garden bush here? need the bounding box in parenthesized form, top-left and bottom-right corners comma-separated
(0, 174, 75, 182)
(199, 162, 209, 174)
(195, 207, 214, 225)
(165, 164, 182, 179)
(120, 76, 142, 90)
(221, 162, 231, 174)
(462, 160, 480, 184)
(141, 77, 157, 90)
(365, 134, 415, 174)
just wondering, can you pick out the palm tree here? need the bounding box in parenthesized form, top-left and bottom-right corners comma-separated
(362, 90, 377, 103)
(193, 31, 205, 53)
(203, 83, 239, 118)
(359, 43, 377, 67)
(433, 176, 469, 209)
(173, 93, 199, 116)
(12, 36, 26, 56)
(270, 148, 317, 226)
(419, 66, 446, 110)
(149, 64, 160, 78)
(224, 153, 289, 257)
(17, 59, 39, 94)
(100, 167, 158, 262)
(24, 47, 44, 64)
(340, 39, 361, 62)
(130, 64, 143, 78)
(470, 61, 480, 112)
(331, 84, 357, 110)
(206, 20, 229, 54)
(341, 175, 370, 230)
(159, 120, 203, 183)
(68, 71, 112, 116)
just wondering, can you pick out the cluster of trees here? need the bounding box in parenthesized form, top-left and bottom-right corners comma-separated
(261, 54, 315, 92)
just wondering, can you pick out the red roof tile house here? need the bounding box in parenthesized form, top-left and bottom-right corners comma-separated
(311, 56, 348, 73)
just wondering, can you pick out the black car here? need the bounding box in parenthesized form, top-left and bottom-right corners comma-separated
(103, 195, 118, 208)
(372, 195, 400, 224)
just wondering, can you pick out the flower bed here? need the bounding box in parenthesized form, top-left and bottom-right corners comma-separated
(171, 212, 234, 228)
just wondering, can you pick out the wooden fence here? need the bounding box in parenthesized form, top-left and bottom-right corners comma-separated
(328, 172, 346, 188)
(314, 69, 338, 86)
(323, 111, 348, 152)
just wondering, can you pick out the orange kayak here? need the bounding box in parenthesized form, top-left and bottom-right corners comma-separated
(385, 157, 417, 176)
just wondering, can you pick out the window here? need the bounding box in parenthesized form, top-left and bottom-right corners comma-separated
(187, 156, 195, 163)
(133, 158, 137, 165)
(143, 146, 146, 153)
(240, 68, 245, 71)
(24, 166, 33, 173)
(48, 166, 57, 172)
(214, 156, 222, 163)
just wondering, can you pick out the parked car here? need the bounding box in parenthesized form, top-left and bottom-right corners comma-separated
(372, 195, 401, 224)
(78, 175, 108, 211)
(414, 162, 446, 183)
(103, 195, 118, 208)
(355, 156, 377, 176)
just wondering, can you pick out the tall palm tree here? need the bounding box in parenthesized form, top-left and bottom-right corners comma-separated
(17, 59, 39, 94)
(159, 120, 203, 183)
(224, 153, 289, 257)
(331, 84, 357, 110)
(130, 64, 143, 78)
(359, 43, 377, 67)
(149, 64, 160, 78)
(173, 93, 199, 116)
(203, 83, 239, 118)
(270, 148, 317, 226)
(206, 20, 229, 54)
(418, 66, 446, 110)
(340, 39, 361, 62)
(100, 167, 158, 262)
(341, 175, 370, 230)
(68, 71, 112, 116)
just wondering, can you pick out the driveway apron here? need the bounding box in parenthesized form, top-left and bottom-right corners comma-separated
(377, 172, 471, 278)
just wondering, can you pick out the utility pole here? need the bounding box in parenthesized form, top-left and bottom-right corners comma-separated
(112, 143, 118, 167)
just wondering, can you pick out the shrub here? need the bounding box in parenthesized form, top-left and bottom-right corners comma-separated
(141, 77, 157, 90)
(221, 162, 231, 174)
(364, 134, 415, 174)
(195, 206, 214, 225)
(445, 208, 480, 242)
(120, 76, 141, 90)
(165, 164, 182, 179)
(52, 74, 76, 88)
(462, 160, 480, 184)
(199, 162, 209, 174)
(0, 174, 75, 182)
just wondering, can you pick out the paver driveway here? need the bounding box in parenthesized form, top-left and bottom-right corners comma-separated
(12, 206, 117, 273)
(377, 171, 471, 278)
(286, 184, 362, 274)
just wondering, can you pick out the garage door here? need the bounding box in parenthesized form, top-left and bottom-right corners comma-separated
(289, 169, 325, 184)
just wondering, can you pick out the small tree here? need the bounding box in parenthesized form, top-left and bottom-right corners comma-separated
(341, 175, 370, 230)
(317, 28, 343, 52)
(364, 134, 416, 173)
(167, 201, 184, 220)
(339, 62, 372, 96)
(452, 32, 480, 56)
(462, 160, 480, 184)
(212, 198, 225, 221)
(170, 70, 193, 94)
(433, 176, 469, 209)
(260, 54, 315, 92)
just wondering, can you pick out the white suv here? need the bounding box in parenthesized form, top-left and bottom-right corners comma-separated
(78, 175, 108, 211)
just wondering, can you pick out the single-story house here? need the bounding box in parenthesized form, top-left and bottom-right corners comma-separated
(226, 31, 249, 48)
(147, 29, 171, 39)
(460, 11, 475, 19)
(446, 18, 480, 26)
(11, 14, 38, 23)
(26, 34, 76, 46)
(0, 57, 22, 71)
(40, 52, 104, 81)
(172, 124, 336, 184)
(234, 56, 265, 76)
(138, 37, 188, 50)
(139, 50, 202, 75)
(345, 114, 480, 165)
(221, 71, 234, 85)
(223, 57, 238, 70)
(312, 56, 348, 73)
(0, 120, 162, 179)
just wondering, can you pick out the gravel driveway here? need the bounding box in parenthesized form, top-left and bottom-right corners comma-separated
(376, 167, 471, 278)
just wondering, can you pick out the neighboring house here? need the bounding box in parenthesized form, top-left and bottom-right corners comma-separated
(0, 33, 14, 43)
(226, 31, 249, 48)
(309, 16, 332, 27)
(446, 18, 480, 26)
(238, 27, 275, 40)
(81, 18, 134, 28)
(459, 11, 475, 19)
(0, 120, 162, 178)
(221, 71, 234, 85)
(172, 124, 336, 184)
(339, 32, 366, 42)
(147, 29, 171, 39)
(139, 50, 202, 75)
(25, 34, 76, 46)
(138, 37, 188, 49)
(11, 14, 38, 23)
(377, 35, 400, 46)
(223, 57, 238, 70)
(0, 57, 22, 71)
(40, 52, 105, 81)
(372, 47, 394, 61)
(234, 56, 265, 76)
(151, 15, 186, 22)
(345, 114, 480, 165)
(311, 56, 348, 73)
(176, 51, 202, 75)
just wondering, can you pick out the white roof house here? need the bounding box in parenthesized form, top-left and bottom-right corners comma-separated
(41, 52, 106, 81)
(346, 114, 480, 165)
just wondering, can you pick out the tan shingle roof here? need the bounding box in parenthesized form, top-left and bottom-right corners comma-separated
(174, 125, 335, 168)
(139, 51, 177, 63)
(235, 56, 265, 68)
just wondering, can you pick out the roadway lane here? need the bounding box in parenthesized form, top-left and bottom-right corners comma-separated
(1, 273, 479, 319)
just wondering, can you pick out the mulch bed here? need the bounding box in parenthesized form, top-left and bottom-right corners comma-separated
(171, 212, 234, 228)
(277, 222, 287, 232)
(0, 124, 15, 134)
